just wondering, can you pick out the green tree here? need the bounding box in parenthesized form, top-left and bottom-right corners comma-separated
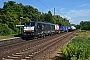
(23, 5, 40, 21)
(3, 1, 23, 17)
(80, 21, 90, 30)
(44, 11, 54, 23)
(0, 23, 12, 36)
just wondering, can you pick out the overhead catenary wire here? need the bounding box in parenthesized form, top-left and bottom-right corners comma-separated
(44, 0, 54, 8)
(36, 0, 54, 12)
(36, 0, 50, 9)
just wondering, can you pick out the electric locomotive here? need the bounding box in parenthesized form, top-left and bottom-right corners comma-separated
(22, 21, 55, 39)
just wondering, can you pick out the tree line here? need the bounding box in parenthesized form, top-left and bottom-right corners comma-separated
(80, 21, 90, 30)
(75, 21, 90, 30)
(0, 1, 70, 36)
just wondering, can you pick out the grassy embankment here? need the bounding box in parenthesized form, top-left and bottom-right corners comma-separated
(61, 30, 90, 60)
(0, 34, 15, 40)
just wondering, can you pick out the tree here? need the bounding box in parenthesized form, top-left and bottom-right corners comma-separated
(3, 1, 23, 17)
(23, 5, 40, 21)
(75, 25, 80, 29)
(0, 23, 12, 36)
(44, 11, 54, 23)
(80, 21, 90, 30)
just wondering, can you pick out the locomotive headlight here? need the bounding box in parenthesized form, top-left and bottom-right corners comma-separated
(32, 30, 34, 32)
(24, 27, 26, 29)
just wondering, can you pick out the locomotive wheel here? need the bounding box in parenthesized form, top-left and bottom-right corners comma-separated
(43, 34, 45, 38)
(34, 36, 38, 39)
(39, 34, 43, 38)
(49, 33, 52, 36)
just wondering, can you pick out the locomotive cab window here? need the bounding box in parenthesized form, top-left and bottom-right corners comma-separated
(25, 22, 35, 26)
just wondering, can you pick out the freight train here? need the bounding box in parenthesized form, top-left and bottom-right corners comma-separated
(22, 21, 76, 39)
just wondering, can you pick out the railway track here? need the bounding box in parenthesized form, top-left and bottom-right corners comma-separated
(0, 39, 24, 47)
(0, 33, 62, 59)
(0, 31, 76, 60)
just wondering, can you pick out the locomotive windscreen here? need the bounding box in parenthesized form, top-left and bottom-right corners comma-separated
(24, 22, 35, 26)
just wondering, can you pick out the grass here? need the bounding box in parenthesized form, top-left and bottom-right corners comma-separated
(77, 30, 90, 37)
(0, 34, 15, 40)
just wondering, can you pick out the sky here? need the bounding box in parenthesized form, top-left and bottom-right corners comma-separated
(0, 0, 90, 24)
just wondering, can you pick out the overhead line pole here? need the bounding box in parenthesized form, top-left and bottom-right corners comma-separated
(54, 8, 56, 24)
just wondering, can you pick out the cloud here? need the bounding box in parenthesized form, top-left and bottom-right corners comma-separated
(60, 8, 65, 11)
(64, 16, 71, 19)
(61, 15, 71, 20)
(64, 16, 73, 23)
(81, 20, 89, 21)
(60, 15, 72, 23)
(58, 9, 90, 24)
(69, 20, 73, 23)
(66, 9, 90, 24)
(78, 4, 90, 7)
(67, 9, 90, 17)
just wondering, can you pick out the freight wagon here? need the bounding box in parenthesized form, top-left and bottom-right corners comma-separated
(59, 26, 69, 32)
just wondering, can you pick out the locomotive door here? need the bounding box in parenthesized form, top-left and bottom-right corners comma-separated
(37, 23, 42, 34)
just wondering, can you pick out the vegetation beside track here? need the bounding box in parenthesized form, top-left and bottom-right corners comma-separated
(0, 34, 15, 40)
(61, 30, 90, 60)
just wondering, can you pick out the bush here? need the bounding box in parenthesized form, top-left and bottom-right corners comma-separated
(12, 27, 20, 34)
(79, 30, 86, 32)
(61, 37, 90, 60)
(0, 23, 12, 36)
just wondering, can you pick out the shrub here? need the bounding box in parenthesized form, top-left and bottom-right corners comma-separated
(61, 37, 90, 60)
(0, 23, 12, 36)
